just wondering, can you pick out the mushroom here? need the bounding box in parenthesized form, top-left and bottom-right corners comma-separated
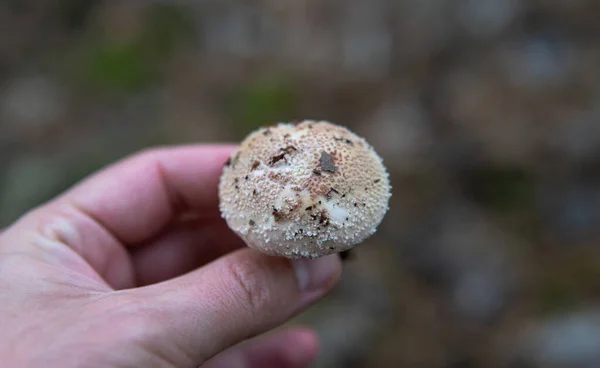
(218, 120, 391, 259)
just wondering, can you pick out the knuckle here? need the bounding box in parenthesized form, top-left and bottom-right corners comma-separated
(132, 147, 167, 164)
(224, 260, 271, 317)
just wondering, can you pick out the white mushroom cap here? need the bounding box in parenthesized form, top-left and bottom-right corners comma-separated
(218, 120, 391, 259)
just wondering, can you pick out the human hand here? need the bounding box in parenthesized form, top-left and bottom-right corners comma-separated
(0, 145, 342, 367)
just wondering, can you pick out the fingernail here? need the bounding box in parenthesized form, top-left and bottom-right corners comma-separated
(293, 255, 341, 292)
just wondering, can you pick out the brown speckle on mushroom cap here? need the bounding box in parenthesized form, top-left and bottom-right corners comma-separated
(218, 120, 392, 259)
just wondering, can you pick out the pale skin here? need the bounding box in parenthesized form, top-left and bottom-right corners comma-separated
(0, 145, 342, 367)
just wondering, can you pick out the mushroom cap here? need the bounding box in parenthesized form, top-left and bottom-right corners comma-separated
(218, 120, 391, 259)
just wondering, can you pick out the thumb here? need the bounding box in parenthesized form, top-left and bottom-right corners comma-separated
(128, 248, 341, 365)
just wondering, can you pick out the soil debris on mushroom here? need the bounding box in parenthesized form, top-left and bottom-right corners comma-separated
(320, 151, 337, 173)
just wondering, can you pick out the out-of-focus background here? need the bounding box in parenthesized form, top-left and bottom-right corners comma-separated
(2, 1, 600, 367)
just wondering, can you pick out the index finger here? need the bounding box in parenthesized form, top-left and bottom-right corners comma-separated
(57, 144, 236, 245)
